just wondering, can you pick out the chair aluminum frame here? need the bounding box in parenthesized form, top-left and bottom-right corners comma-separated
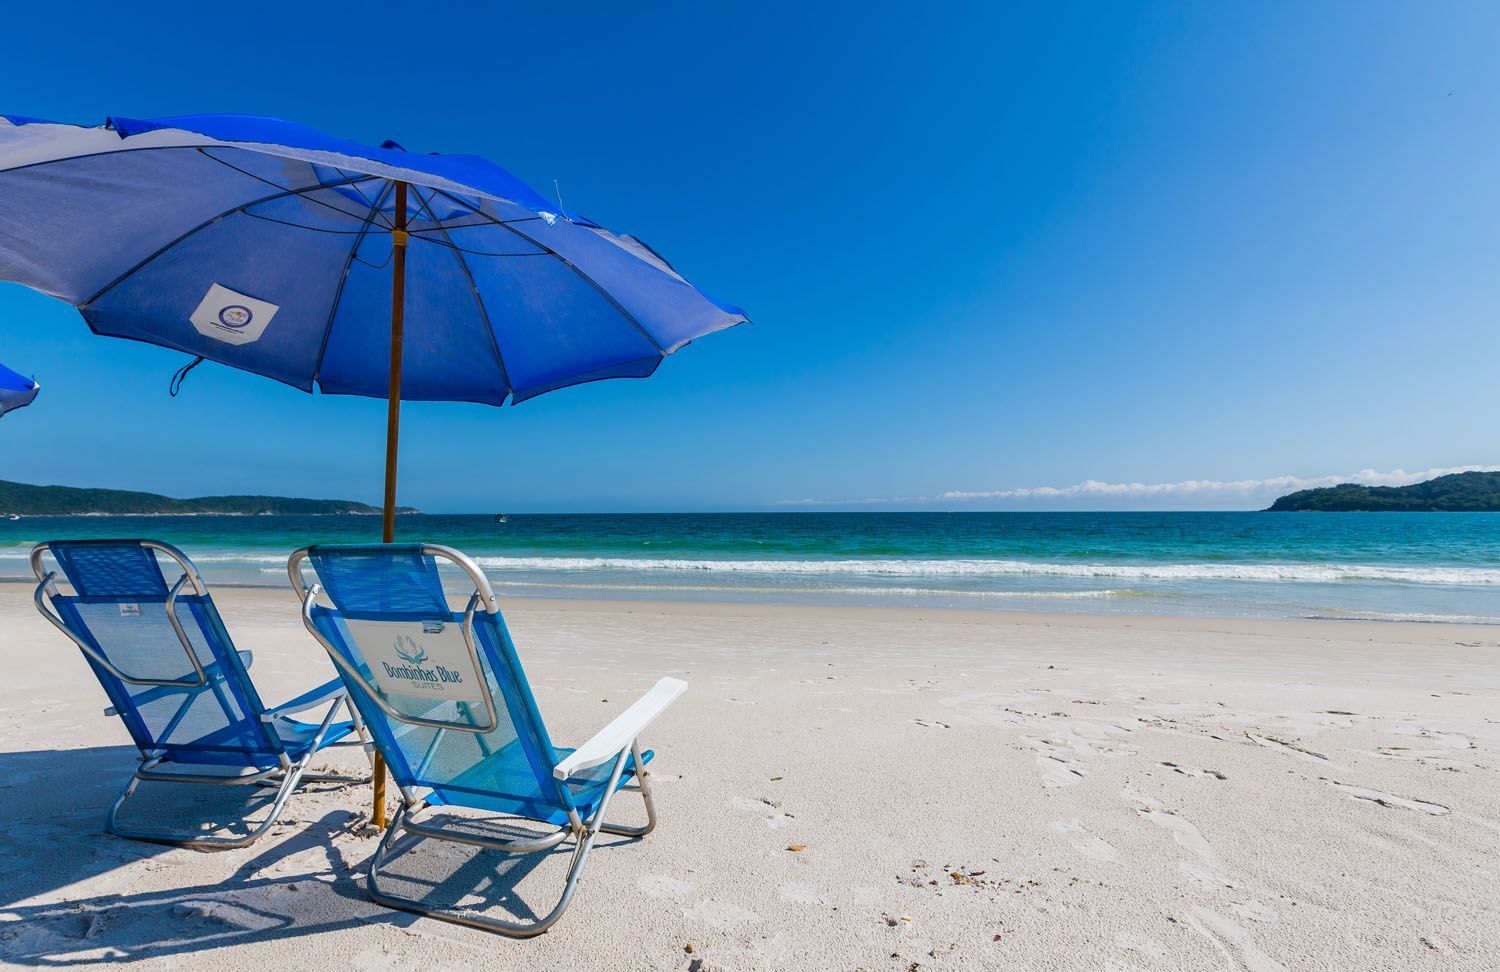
(34, 539, 372, 850)
(290, 543, 662, 936)
(32, 540, 211, 688)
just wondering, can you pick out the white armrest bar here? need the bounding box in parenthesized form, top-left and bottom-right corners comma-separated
(553, 677, 687, 781)
(261, 681, 347, 721)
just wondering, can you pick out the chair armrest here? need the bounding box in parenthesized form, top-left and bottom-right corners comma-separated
(554, 677, 687, 780)
(262, 677, 347, 721)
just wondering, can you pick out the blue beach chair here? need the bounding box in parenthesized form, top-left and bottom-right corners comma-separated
(31, 539, 369, 849)
(289, 543, 686, 936)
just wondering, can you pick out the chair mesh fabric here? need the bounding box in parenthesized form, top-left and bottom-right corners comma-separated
(308, 545, 450, 618)
(46, 541, 282, 767)
(307, 545, 643, 825)
(51, 541, 170, 597)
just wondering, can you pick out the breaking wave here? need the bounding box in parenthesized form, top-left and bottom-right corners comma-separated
(6, 546, 1496, 588)
(468, 556, 1500, 587)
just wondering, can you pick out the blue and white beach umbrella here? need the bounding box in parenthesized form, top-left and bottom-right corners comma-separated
(0, 112, 745, 825)
(0, 359, 39, 418)
(0, 113, 746, 528)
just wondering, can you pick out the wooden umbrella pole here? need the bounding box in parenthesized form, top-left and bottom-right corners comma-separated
(383, 181, 408, 545)
(373, 180, 409, 829)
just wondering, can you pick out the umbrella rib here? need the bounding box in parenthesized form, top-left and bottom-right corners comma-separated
(395, 237, 550, 258)
(239, 211, 373, 234)
(408, 186, 513, 402)
(310, 179, 397, 388)
(409, 218, 507, 234)
(332, 166, 386, 213)
(0, 143, 219, 177)
(79, 171, 382, 307)
(198, 149, 392, 226)
(0, 144, 528, 230)
(429, 189, 668, 357)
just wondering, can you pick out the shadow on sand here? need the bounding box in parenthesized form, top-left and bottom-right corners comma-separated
(0, 746, 642, 964)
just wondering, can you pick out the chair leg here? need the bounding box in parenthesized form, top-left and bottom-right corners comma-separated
(366, 801, 597, 938)
(597, 740, 658, 838)
(365, 749, 637, 937)
(104, 700, 344, 851)
(105, 758, 308, 850)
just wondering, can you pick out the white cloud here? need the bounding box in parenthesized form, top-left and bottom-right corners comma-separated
(774, 465, 1500, 509)
(775, 495, 929, 506)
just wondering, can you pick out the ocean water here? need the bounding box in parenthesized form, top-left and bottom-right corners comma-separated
(3, 511, 1498, 622)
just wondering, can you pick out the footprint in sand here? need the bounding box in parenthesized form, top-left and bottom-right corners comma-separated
(1323, 780, 1450, 815)
(777, 881, 827, 905)
(1392, 725, 1472, 750)
(936, 690, 1046, 727)
(1230, 899, 1280, 923)
(680, 899, 763, 929)
(1114, 930, 1166, 960)
(1123, 789, 1233, 888)
(638, 874, 695, 897)
(250, 845, 335, 881)
(1067, 720, 1139, 754)
(1244, 731, 1337, 767)
(1026, 737, 1087, 787)
(0, 914, 113, 962)
(1189, 906, 1288, 972)
(731, 795, 796, 829)
(1180, 862, 1236, 891)
(754, 932, 801, 964)
(352, 946, 476, 971)
(1050, 819, 1119, 862)
(1161, 761, 1228, 780)
(1375, 747, 1474, 771)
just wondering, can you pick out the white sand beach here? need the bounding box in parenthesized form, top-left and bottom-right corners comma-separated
(0, 583, 1496, 971)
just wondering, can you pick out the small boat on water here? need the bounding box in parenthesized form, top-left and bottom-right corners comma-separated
(493, 513, 509, 524)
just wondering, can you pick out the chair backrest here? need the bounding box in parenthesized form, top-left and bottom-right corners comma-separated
(32, 539, 281, 766)
(290, 544, 575, 823)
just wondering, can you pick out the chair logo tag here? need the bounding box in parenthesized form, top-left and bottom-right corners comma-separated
(190, 284, 279, 346)
(394, 635, 427, 665)
(345, 619, 486, 703)
(118, 602, 141, 617)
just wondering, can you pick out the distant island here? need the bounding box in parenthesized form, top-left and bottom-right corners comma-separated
(0, 479, 420, 517)
(1266, 471, 1500, 512)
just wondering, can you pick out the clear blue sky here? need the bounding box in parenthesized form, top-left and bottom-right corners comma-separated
(2, 2, 1498, 512)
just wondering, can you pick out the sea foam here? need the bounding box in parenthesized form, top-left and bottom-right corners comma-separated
(468, 556, 1500, 586)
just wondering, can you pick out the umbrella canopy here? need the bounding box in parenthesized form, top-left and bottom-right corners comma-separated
(0, 360, 39, 418)
(0, 114, 746, 404)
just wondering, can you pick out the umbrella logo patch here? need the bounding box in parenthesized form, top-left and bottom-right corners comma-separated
(191, 284, 278, 346)
(218, 305, 253, 329)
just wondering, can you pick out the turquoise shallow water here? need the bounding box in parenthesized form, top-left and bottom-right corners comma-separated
(3, 511, 1498, 622)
